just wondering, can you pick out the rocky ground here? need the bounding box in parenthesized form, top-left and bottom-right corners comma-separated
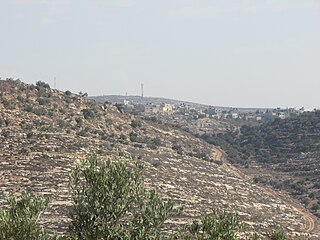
(0, 79, 319, 239)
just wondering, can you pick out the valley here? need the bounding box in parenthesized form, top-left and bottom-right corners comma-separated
(0, 79, 319, 239)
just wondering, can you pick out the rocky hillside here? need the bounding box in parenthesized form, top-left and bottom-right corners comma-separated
(204, 112, 320, 218)
(91, 95, 210, 110)
(0, 79, 319, 238)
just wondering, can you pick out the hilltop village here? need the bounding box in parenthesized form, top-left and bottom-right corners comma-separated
(93, 95, 307, 137)
(97, 95, 305, 121)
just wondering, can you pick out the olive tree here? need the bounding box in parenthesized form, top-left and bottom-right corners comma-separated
(176, 209, 244, 240)
(0, 192, 50, 240)
(68, 156, 173, 240)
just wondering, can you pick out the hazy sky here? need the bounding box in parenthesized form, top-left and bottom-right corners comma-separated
(1, 0, 319, 109)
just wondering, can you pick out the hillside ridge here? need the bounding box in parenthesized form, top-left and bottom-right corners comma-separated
(0, 79, 319, 238)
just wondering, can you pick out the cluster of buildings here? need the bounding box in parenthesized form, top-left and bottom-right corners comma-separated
(123, 101, 175, 115)
(120, 98, 305, 122)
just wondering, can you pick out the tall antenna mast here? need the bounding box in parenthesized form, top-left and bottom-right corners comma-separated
(54, 77, 56, 89)
(141, 83, 144, 98)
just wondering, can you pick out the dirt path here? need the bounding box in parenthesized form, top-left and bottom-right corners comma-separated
(213, 147, 246, 180)
(305, 212, 315, 232)
(213, 147, 316, 234)
(264, 186, 316, 233)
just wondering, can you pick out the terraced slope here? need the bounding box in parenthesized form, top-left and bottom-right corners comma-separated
(207, 112, 320, 219)
(0, 79, 319, 238)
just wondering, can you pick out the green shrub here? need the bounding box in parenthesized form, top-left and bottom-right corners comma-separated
(75, 117, 83, 127)
(81, 109, 95, 120)
(114, 103, 124, 113)
(1, 98, 15, 109)
(35, 81, 51, 98)
(178, 209, 243, 240)
(36, 81, 50, 90)
(131, 119, 142, 128)
(0, 192, 49, 240)
(57, 119, 65, 128)
(68, 156, 173, 240)
(76, 128, 89, 137)
(129, 131, 139, 142)
(172, 143, 183, 155)
(268, 227, 286, 240)
(37, 98, 51, 106)
(0, 155, 289, 239)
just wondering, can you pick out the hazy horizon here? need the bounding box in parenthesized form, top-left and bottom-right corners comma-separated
(92, 93, 316, 110)
(1, 0, 319, 109)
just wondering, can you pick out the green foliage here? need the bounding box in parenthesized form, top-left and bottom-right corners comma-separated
(0, 156, 289, 239)
(267, 227, 286, 240)
(129, 131, 139, 142)
(24, 105, 48, 116)
(4, 118, 11, 126)
(201, 111, 320, 218)
(76, 128, 89, 137)
(147, 137, 163, 150)
(131, 119, 142, 128)
(1, 130, 10, 138)
(172, 143, 183, 155)
(68, 156, 173, 240)
(178, 209, 243, 240)
(75, 117, 83, 127)
(0, 192, 49, 240)
(188, 150, 211, 161)
(35, 81, 51, 98)
(37, 97, 51, 106)
(78, 92, 88, 98)
(36, 81, 50, 90)
(1, 98, 14, 109)
(114, 103, 124, 113)
(81, 109, 95, 120)
(65, 90, 72, 96)
(206, 111, 320, 165)
(26, 132, 33, 138)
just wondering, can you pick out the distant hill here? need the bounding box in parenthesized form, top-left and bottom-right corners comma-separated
(203, 111, 320, 218)
(91, 95, 271, 113)
(0, 79, 319, 238)
(91, 95, 211, 109)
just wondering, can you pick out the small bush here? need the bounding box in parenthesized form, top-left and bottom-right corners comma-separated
(268, 227, 286, 240)
(68, 156, 173, 239)
(131, 119, 142, 128)
(17, 95, 25, 102)
(58, 119, 67, 128)
(76, 128, 90, 137)
(148, 137, 162, 149)
(172, 143, 184, 155)
(114, 103, 124, 113)
(1, 98, 15, 109)
(4, 118, 11, 126)
(75, 117, 83, 127)
(1, 130, 10, 138)
(65, 90, 72, 96)
(36, 97, 50, 106)
(81, 109, 95, 120)
(179, 209, 243, 240)
(0, 192, 49, 240)
(26, 132, 33, 139)
(129, 131, 139, 142)
(36, 81, 50, 90)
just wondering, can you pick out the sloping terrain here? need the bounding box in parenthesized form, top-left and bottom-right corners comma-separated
(91, 95, 210, 110)
(0, 79, 319, 238)
(205, 113, 320, 219)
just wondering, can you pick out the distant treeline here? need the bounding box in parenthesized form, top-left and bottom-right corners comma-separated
(201, 110, 320, 165)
